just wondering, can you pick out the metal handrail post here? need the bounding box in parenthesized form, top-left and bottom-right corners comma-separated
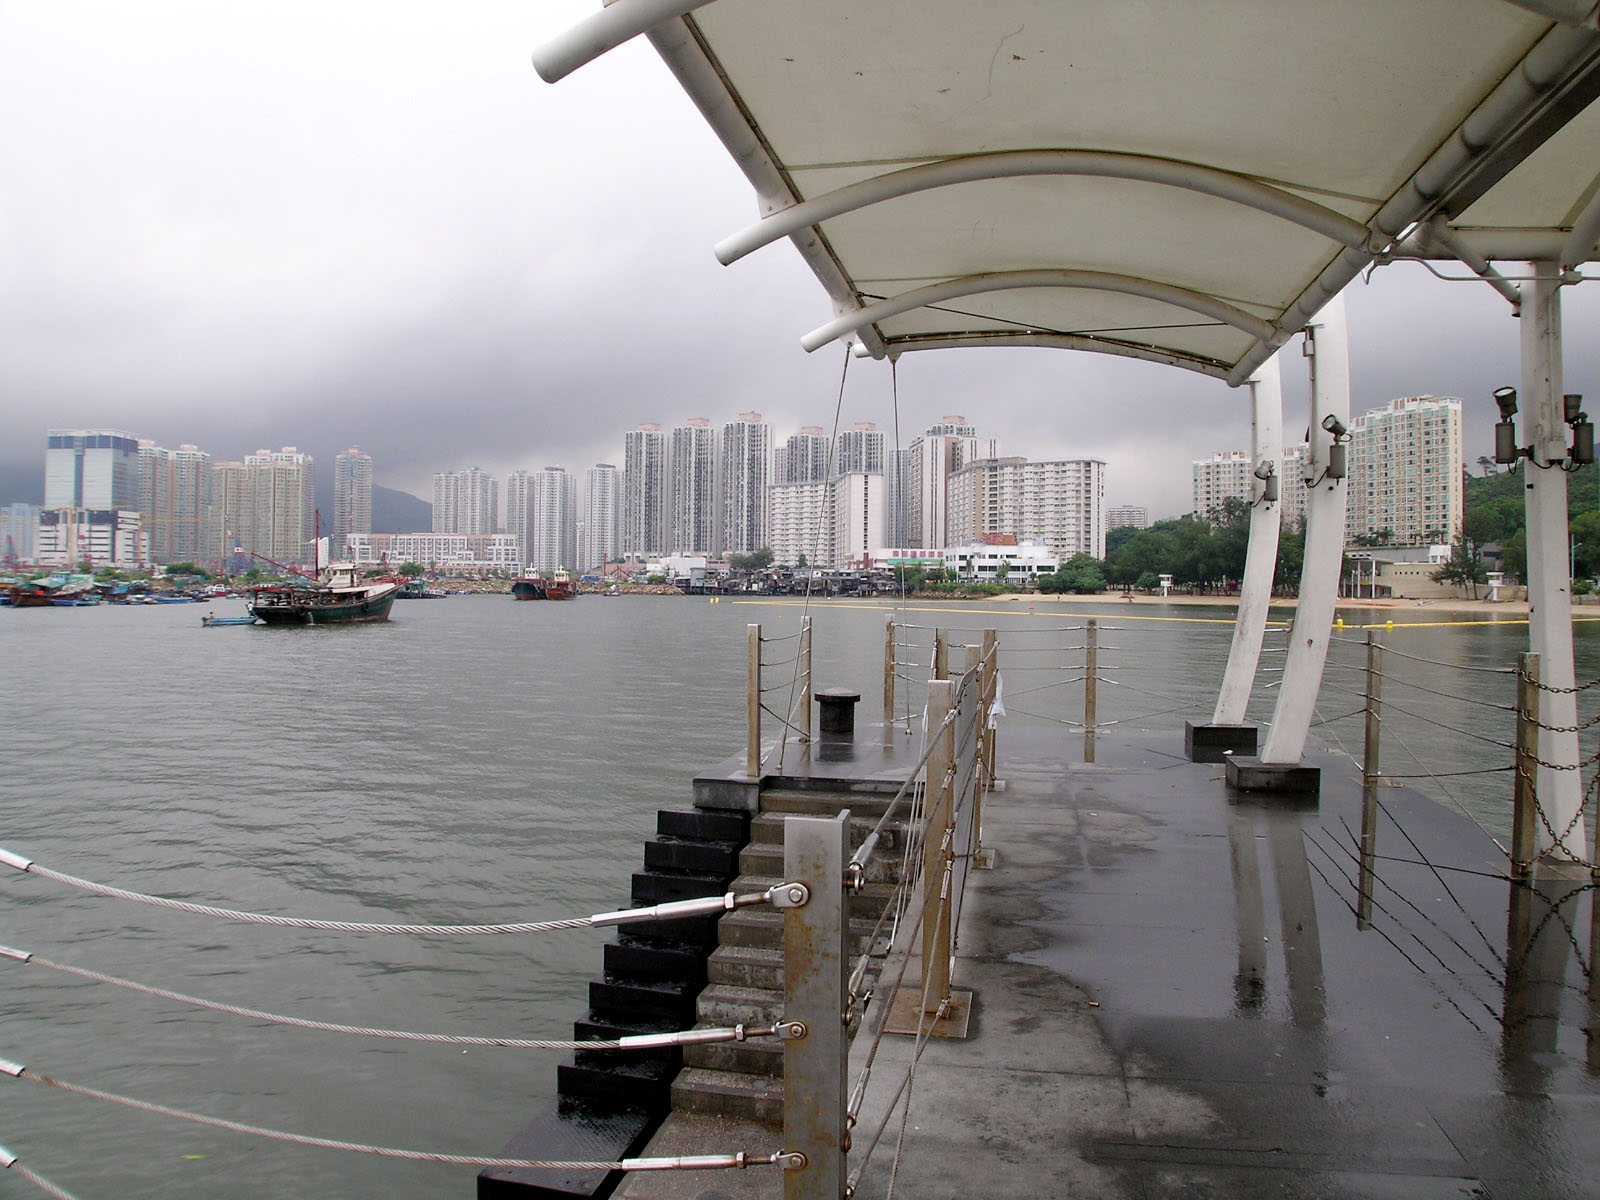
(982, 628, 999, 789)
(965, 645, 987, 858)
(1084, 619, 1098, 763)
(883, 618, 896, 742)
(783, 811, 849, 1200)
(800, 615, 814, 744)
(1512, 653, 1541, 877)
(922, 679, 956, 1012)
(748, 624, 762, 779)
(1357, 631, 1382, 929)
(933, 629, 948, 681)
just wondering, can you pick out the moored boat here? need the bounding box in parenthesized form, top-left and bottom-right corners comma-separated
(248, 563, 400, 626)
(546, 569, 576, 600)
(201, 614, 260, 627)
(510, 572, 548, 600)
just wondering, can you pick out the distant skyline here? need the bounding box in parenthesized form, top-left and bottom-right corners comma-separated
(2, 3, 1595, 522)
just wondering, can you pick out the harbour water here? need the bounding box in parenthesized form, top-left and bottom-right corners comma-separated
(2, 594, 1596, 1199)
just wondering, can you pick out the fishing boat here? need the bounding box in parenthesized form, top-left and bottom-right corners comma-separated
(248, 563, 400, 626)
(510, 571, 548, 600)
(546, 569, 576, 600)
(200, 614, 259, 627)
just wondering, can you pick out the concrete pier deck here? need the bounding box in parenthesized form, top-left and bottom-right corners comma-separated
(618, 727, 1600, 1200)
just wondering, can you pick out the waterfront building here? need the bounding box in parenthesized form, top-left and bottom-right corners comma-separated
(504, 470, 533, 564)
(944, 538, 1059, 581)
(781, 427, 830, 484)
(582, 463, 621, 570)
(719, 411, 773, 556)
(1107, 505, 1149, 531)
(136, 441, 212, 566)
(623, 423, 668, 558)
(244, 448, 317, 568)
(1, 503, 39, 566)
(835, 422, 886, 478)
(211, 461, 250, 574)
(948, 457, 1106, 560)
(334, 448, 373, 553)
(1346, 395, 1464, 545)
(906, 416, 997, 548)
(44, 428, 140, 510)
(433, 467, 499, 536)
(768, 472, 885, 569)
(1193, 445, 1310, 529)
(529, 466, 578, 573)
(669, 418, 716, 555)
(347, 532, 521, 574)
(35, 508, 146, 568)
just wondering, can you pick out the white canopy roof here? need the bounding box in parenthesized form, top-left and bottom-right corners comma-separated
(539, 1, 1600, 385)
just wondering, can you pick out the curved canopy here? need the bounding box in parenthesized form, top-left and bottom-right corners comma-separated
(541, 0, 1600, 384)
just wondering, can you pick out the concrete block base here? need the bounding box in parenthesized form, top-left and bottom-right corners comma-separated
(1184, 721, 1258, 763)
(1225, 755, 1321, 797)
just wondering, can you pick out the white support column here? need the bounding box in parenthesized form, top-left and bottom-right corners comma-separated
(1214, 355, 1285, 726)
(1521, 262, 1585, 861)
(1262, 294, 1350, 764)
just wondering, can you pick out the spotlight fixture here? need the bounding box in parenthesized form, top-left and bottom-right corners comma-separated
(1494, 386, 1518, 420)
(1321, 414, 1348, 438)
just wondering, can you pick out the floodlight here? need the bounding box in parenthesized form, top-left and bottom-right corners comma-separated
(1321, 413, 1348, 438)
(1252, 461, 1275, 480)
(1494, 386, 1518, 419)
(1565, 393, 1585, 424)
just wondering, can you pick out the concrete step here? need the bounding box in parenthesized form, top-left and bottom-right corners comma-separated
(759, 787, 898, 819)
(739, 838, 908, 884)
(707, 943, 785, 990)
(717, 903, 882, 953)
(670, 1066, 783, 1125)
(682, 1029, 785, 1077)
(748, 812, 896, 848)
(693, 982, 786, 1027)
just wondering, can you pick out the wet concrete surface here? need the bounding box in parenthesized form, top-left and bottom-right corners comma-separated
(623, 728, 1600, 1199)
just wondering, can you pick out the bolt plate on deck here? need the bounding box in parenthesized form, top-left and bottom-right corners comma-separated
(881, 989, 974, 1039)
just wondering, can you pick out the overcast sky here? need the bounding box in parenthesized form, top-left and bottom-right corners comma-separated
(3, 2, 1596, 520)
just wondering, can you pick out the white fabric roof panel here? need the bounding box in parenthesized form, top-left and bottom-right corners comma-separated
(546, 1, 1600, 384)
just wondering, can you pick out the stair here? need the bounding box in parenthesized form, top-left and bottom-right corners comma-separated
(671, 786, 912, 1124)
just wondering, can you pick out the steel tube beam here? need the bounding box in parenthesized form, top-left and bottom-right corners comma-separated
(1213, 355, 1284, 725)
(1521, 262, 1585, 861)
(801, 269, 1277, 354)
(1561, 181, 1600, 270)
(1424, 215, 1524, 310)
(1500, 0, 1600, 26)
(859, 331, 1232, 379)
(531, 0, 715, 83)
(1262, 294, 1350, 764)
(716, 150, 1372, 266)
(1229, 25, 1600, 386)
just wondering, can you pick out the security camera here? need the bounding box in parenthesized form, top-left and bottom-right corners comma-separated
(1321, 414, 1348, 439)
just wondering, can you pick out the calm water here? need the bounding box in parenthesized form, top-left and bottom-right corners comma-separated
(2, 594, 1596, 1199)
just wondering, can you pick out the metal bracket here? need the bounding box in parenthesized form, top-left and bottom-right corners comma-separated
(774, 1020, 808, 1041)
(776, 1150, 809, 1171)
(767, 881, 811, 909)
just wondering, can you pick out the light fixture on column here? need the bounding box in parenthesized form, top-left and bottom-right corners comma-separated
(1320, 413, 1349, 480)
(1567, 394, 1594, 466)
(1252, 460, 1279, 504)
(1493, 386, 1593, 470)
(1493, 386, 1520, 464)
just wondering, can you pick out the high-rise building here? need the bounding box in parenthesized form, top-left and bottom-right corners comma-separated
(781, 427, 830, 484)
(1, 503, 39, 566)
(433, 468, 498, 535)
(1106, 505, 1149, 531)
(504, 469, 533, 564)
(212, 461, 250, 574)
(334, 448, 373, 554)
(768, 472, 885, 569)
(529, 466, 578, 573)
(948, 457, 1106, 560)
(885, 446, 913, 546)
(670, 418, 716, 555)
(719, 412, 773, 556)
(623, 424, 668, 558)
(906, 416, 997, 547)
(1193, 444, 1311, 530)
(835, 422, 886, 477)
(1346, 396, 1464, 545)
(45, 429, 139, 509)
(135, 441, 213, 565)
(582, 464, 621, 569)
(245, 448, 317, 567)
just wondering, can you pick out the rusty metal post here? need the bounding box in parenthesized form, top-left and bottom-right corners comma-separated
(1357, 631, 1382, 929)
(799, 615, 814, 744)
(1512, 653, 1541, 878)
(933, 629, 948, 681)
(782, 811, 849, 1200)
(748, 624, 762, 779)
(1084, 618, 1098, 763)
(922, 679, 956, 1012)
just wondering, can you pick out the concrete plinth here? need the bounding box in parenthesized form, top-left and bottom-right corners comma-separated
(1224, 755, 1321, 796)
(1184, 721, 1258, 763)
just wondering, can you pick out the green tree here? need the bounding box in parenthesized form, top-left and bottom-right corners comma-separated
(1040, 554, 1108, 594)
(396, 562, 424, 577)
(1432, 532, 1489, 598)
